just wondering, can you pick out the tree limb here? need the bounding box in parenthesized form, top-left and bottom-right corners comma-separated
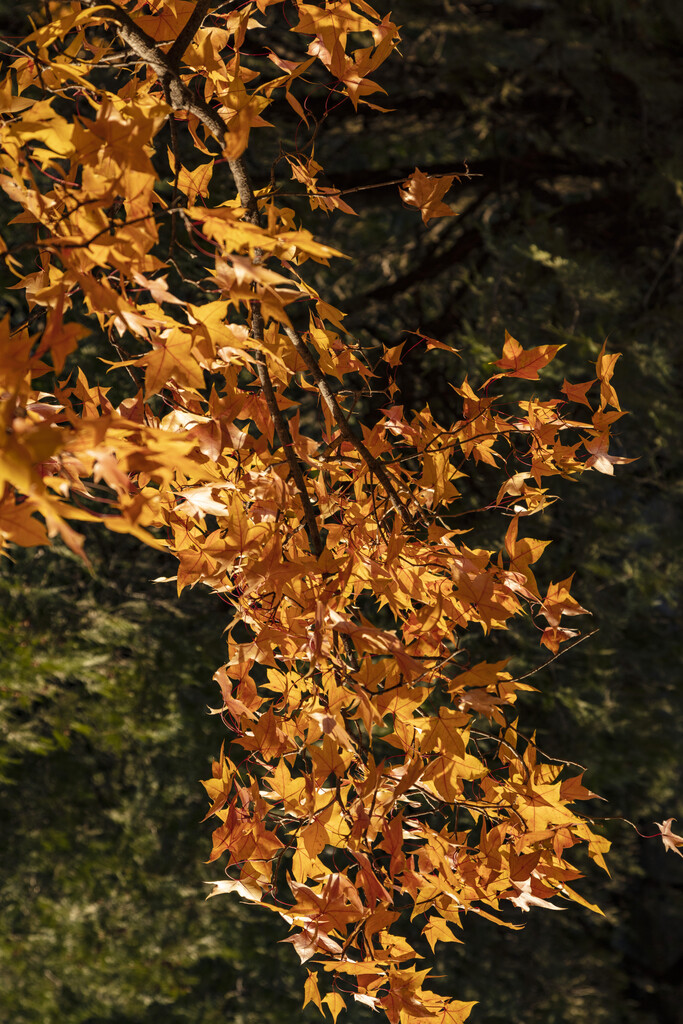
(82, 0, 256, 214)
(284, 323, 419, 526)
(166, 0, 216, 68)
(250, 307, 323, 559)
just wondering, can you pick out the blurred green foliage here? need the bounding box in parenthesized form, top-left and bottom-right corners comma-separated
(0, 538, 324, 1024)
(1, 1, 682, 1022)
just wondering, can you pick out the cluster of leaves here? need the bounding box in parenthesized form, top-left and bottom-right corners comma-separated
(0, 2, 639, 1021)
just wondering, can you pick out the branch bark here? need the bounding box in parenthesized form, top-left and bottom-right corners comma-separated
(166, 0, 216, 68)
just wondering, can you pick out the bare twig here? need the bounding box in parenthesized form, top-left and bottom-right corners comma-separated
(642, 228, 683, 309)
(508, 629, 599, 684)
(338, 166, 482, 197)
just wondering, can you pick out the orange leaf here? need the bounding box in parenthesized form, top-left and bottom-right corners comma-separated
(595, 341, 621, 410)
(0, 495, 50, 547)
(322, 991, 346, 1024)
(177, 159, 214, 204)
(489, 331, 564, 381)
(437, 1001, 478, 1024)
(303, 970, 325, 1015)
(422, 915, 463, 952)
(399, 168, 457, 224)
(561, 377, 596, 407)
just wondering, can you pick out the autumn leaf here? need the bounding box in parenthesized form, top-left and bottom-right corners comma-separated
(423, 914, 463, 952)
(204, 877, 264, 902)
(140, 329, 206, 398)
(508, 878, 565, 913)
(656, 819, 683, 857)
(438, 1001, 478, 1024)
(596, 340, 621, 410)
(584, 433, 634, 476)
(562, 377, 596, 407)
(488, 331, 564, 381)
(399, 168, 457, 223)
(303, 970, 325, 1014)
(0, 494, 50, 548)
(322, 991, 347, 1023)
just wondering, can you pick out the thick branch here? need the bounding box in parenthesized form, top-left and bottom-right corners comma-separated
(166, 0, 216, 68)
(83, 0, 257, 214)
(85, 2, 223, 131)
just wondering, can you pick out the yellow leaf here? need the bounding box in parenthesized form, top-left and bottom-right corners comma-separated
(303, 971, 325, 1015)
(177, 159, 214, 203)
(422, 915, 463, 952)
(0, 496, 49, 547)
(322, 991, 346, 1024)
(142, 329, 205, 398)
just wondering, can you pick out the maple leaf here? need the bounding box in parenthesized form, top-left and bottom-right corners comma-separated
(176, 159, 215, 203)
(508, 878, 565, 913)
(656, 819, 683, 857)
(322, 991, 347, 1023)
(435, 1001, 478, 1024)
(0, 494, 50, 548)
(422, 914, 463, 952)
(399, 168, 458, 224)
(204, 877, 264, 902)
(282, 924, 344, 964)
(595, 341, 621, 411)
(539, 576, 589, 628)
(488, 331, 564, 382)
(584, 433, 634, 476)
(562, 377, 596, 407)
(303, 970, 325, 1014)
(354, 991, 381, 1010)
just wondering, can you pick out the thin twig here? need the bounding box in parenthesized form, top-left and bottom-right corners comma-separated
(642, 228, 683, 309)
(508, 628, 599, 684)
(337, 167, 483, 197)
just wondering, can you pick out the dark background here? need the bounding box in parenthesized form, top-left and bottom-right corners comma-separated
(1, 2, 682, 1022)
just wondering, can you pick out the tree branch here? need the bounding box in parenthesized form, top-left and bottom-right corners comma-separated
(283, 323, 419, 526)
(166, 0, 216, 68)
(82, 0, 257, 214)
(251, 307, 323, 559)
